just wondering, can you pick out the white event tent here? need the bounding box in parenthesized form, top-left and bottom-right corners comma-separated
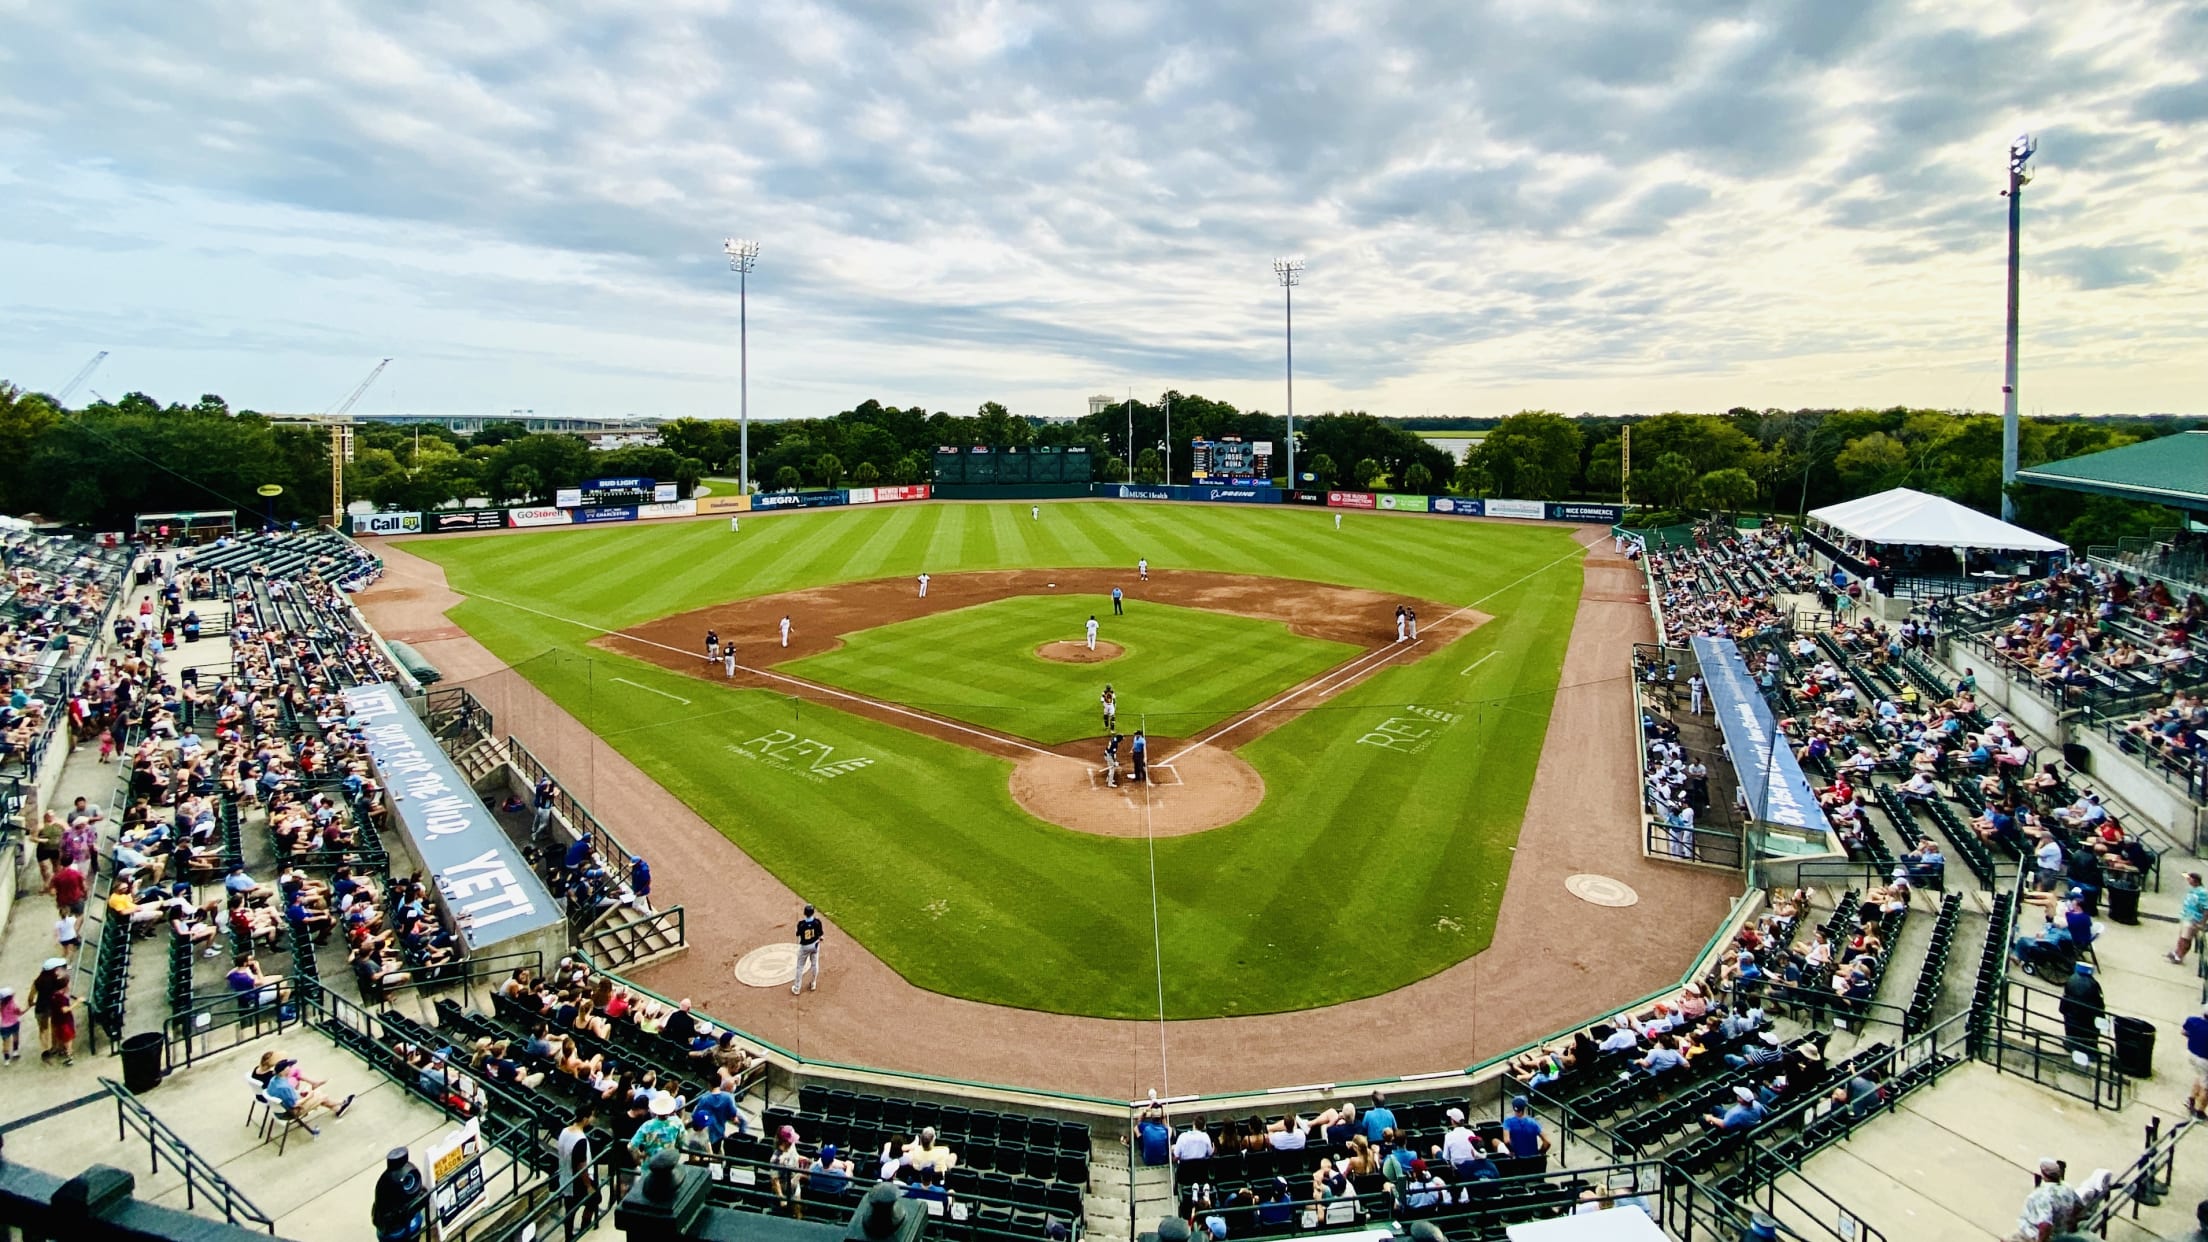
(1809, 487, 2065, 553)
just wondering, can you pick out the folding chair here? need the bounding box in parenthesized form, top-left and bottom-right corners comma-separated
(245, 1076, 273, 1133)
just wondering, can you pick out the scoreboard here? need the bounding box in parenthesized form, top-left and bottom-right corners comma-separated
(554, 477, 677, 508)
(1190, 439, 1273, 483)
(933, 446, 1094, 485)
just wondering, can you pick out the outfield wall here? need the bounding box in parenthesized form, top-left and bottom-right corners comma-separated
(347, 485, 930, 535)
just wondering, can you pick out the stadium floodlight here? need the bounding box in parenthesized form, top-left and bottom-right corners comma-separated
(1998, 136, 2034, 521)
(1273, 258, 1304, 487)
(724, 238, 762, 496)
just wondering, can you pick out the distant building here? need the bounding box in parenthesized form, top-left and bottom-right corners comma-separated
(1088, 395, 1114, 417)
(289, 412, 668, 436)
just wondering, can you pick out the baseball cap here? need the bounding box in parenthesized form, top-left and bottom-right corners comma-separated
(40, 957, 65, 971)
(1733, 1086, 1756, 1103)
(1445, 1107, 1465, 1123)
(1510, 1095, 1529, 1111)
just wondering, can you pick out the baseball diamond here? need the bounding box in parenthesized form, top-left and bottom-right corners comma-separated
(365, 499, 1729, 1037)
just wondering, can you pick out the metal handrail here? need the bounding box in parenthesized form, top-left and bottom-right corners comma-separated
(100, 1076, 277, 1233)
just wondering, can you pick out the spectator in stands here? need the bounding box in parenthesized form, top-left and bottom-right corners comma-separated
(559, 1106, 601, 1230)
(901, 1126, 956, 1174)
(1701, 1085, 1766, 1132)
(2172, 874, 2208, 966)
(1172, 1115, 1214, 1165)
(227, 953, 291, 1007)
(771, 1126, 808, 1219)
(693, 1080, 745, 1152)
(2061, 965, 2106, 1068)
(1726, 1031, 1787, 1071)
(1502, 1097, 1550, 1161)
(629, 1092, 684, 1166)
(2182, 1008, 2208, 1122)
(1359, 1091, 1396, 1142)
(265, 1059, 353, 1131)
(662, 998, 698, 1046)
(809, 1144, 853, 1199)
(2012, 1157, 2083, 1241)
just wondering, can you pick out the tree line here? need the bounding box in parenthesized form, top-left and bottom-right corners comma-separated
(0, 379, 2194, 548)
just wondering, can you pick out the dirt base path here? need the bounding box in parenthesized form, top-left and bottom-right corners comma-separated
(355, 532, 1738, 1097)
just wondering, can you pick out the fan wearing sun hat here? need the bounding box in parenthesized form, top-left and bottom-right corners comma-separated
(628, 1092, 685, 1165)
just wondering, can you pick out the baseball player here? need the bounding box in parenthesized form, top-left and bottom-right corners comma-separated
(705, 629, 719, 660)
(1689, 674, 1706, 715)
(918, 573, 929, 598)
(779, 615, 791, 648)
(1104, 732, 1121, 788)
(1031, 505, 1039, 521)
(1137, 557, 1148, 582)
(1131, 729, 1148, 782)
(723, 650, 736, 679)
(1394, 606, 1407, 643)
(1111, 586, 1124, 616)
(1407, 607, 1418, 640)
(1085, 615, 1099, 651)
(1334, 512, 1342, 531)
(1101, 685, 1117, 731)
(792, 903, 823, 993)
(730, 516, 740, 533)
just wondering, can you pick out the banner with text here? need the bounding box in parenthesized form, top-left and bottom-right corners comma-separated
(751, 493, 806, 510)
(340, 684, 564, 950)
(506, 506, 572, 528)
(1377, 493, 1430, 513)
(1326, 490, 1377, 509)
(349, 511, 423, 536)
(1691, 635, 1824, 835)
(1483, 498, 1548, 520)
(697, 494, 750, 515)
(432, 510, 505, 532)
(1548, 502, 1625, 524)
(1430, 497, 1483, 517)
(637, 499, 698, 520)
(575, 505, 637, 523)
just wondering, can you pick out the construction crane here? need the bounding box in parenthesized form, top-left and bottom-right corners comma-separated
(266, 358, 394, 526)
(54, 351, 109, 405)
(329, 357, 390, 416)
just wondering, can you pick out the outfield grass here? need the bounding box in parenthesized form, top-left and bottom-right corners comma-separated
(785, 596, 1358, 745)
(400, 502, 1584, 1017)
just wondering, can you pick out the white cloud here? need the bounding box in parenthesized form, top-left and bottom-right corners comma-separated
(0, 0, 2202, 418)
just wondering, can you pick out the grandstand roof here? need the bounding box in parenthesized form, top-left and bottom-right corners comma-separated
(2015, 430, 2208, 514)
(1808, 486, 2065, 553)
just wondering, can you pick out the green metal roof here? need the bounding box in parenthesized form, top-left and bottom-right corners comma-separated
(2016, 430, 2208, 513)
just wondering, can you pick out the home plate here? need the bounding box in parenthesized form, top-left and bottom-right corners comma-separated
(735, 943, 800, 987)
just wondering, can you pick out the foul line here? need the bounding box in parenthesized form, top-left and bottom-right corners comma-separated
(611, 677, 691, 704)
(1160, 541, 1588, 765)
(459, 588, 1057, 760)
(1460, 652, 1497, 677)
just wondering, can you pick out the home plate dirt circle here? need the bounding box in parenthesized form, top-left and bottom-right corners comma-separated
(1565, 874, 1640, 908)
(1035, 639, 1124, 664)
(1009, 743, 1264, 837)
(734, 943, 800, 987)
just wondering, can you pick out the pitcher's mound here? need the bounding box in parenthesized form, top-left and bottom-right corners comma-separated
(1036, 640, 1123, 663)
(1009, 743, 1263, 837)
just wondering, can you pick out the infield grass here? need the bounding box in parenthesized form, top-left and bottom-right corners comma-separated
(784, 596, 1358, 745)
(399, 502, 1585, 1018)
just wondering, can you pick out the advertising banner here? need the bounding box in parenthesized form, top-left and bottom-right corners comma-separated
(553, 488, 584, 509)
(1326, 491, 1377, 509)
(1548, 502, 1625, 524)
(751, 493, 804, 510)
(845, 487, 877, 505)
(507, 506, 572, 528)
(1377, 494, 1430, 513)
(1484, 498, 1547, 520)
(798, 490, 849, 508)
(575, 505, 637, 523)
(1430, 497, 1484, 517)
(1197, 485, 1281, 504)
(432, 510, 506, 532)
(425, 1118, 489, 1229)
(350, 511, 423, 536)
(697, 495, 750, 515)
(1692, 636, 1824, 835)
(637, 499, 697, 520)
(340, 684, 564, 950)
(876, 484, 930, 502)
(1286, 490, 1329, 505)
(652, 482, 678, 503)
(1112, 485, 1177, 501)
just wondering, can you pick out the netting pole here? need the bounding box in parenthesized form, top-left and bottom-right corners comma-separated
(1142, 711, 1169, 1097)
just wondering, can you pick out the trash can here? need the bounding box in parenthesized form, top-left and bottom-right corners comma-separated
(2113, 1016, 2156, 1079)
(120, 1031, 166, 1093)
(2106, 875, 2142, 925)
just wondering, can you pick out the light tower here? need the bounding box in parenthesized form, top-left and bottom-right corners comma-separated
(1273, 257, 1303, 488)
(1999, 134, 2034, 522)
(724, 238, 762, 495)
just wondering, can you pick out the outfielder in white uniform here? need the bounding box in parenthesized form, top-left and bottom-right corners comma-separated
(918, 573, 929, 598)
(1031, 505, 1039, 520)
(779, 616, 791, 648)
(1334, 512, 1342, 531)
(1085, 615, 1099, 651)
(1137, 558, 1148, 582)
(730, 517, 740, 533)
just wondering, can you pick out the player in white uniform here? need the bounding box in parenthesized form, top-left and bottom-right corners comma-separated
(1334, 512, 1342, 531)
(1407, 607, 1418, 640)
(1031, 505, 1039, 521)
(1085, 615, 1099, 651)
(779, 616, 791, 648)
(730, 517, 740, 532)
(1101, 685, 1116, 731)
(1394, 607, 1407, 643)
(1689, 674, 1705, 715)
(918, 573, 929, 598)
(1137, 557, 1148, 582)
(723, 650, 736, 678)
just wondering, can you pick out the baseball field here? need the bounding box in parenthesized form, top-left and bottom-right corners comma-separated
(398, 501, 1586, 1018)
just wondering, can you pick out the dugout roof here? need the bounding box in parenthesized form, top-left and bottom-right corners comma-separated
(2015, 430, 2208, 517)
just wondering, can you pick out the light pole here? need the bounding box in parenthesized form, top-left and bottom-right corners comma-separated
(1273, 258, 1302, 487)
(723, 238, 761, 495)
(1999, 134, 2034, 522)
(1162, 392, 1172, 485)
(1125, 394, 1135, 483)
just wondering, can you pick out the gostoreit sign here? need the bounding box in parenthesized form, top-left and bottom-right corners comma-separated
(340, 684, 565, 951)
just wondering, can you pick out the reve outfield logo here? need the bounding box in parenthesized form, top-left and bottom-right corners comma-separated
(729, 731, 876, 781)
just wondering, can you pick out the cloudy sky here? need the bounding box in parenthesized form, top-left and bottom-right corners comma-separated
(2, 0, 2203, 421)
